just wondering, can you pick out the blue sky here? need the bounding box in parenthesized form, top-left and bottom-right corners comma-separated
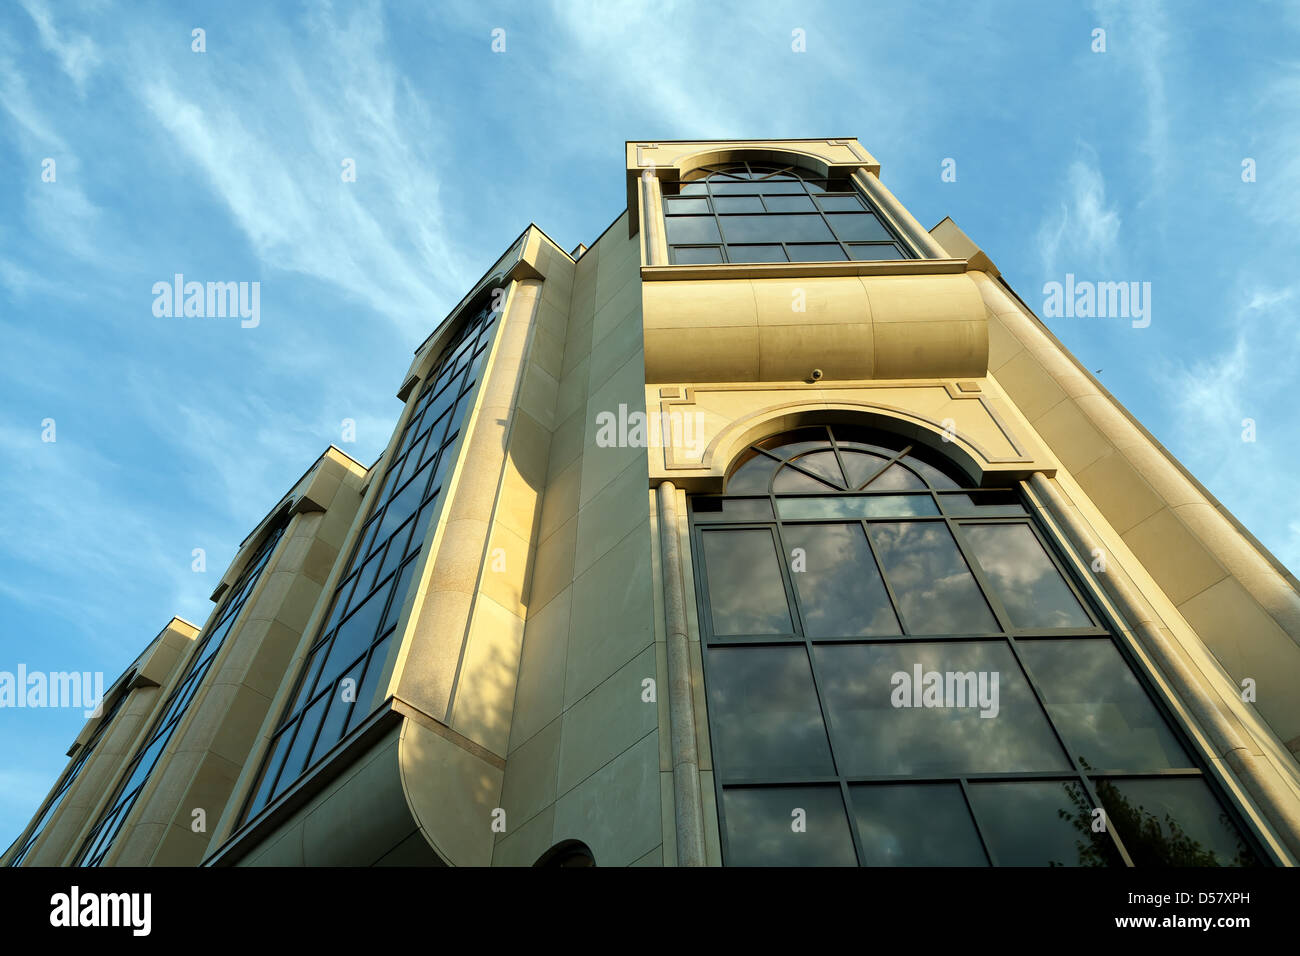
(1, 0, 1297, 850)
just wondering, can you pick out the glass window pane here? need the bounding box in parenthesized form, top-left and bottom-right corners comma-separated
(776, 494, 938, 521)
(725, 451, 777, 494)
(812, 641, 1069, 775)
(706, 645, 834, 778)
(722, 786, 856, 866)
(771, 467, 839, 494)
(786, 243, 849, 262)
(862, 462, 927, 491)
(829, 213, 892, 241)
(707, 181, 766, 195)
(961, 524, 1092, 628)
(850, 784, 988, 866)
(323, 587, 385, 677)
(691, 496, 774, 521)
(307, 659, 364, 767)
(720, 214, 834, 243)
(752, 179, 809, 194)
(762, 194, 815, 212)
(839, 450, 890, 489)
(700, 529, 794, 636)
(1096, 777, 1260, 866)
(725, 244, 787, 263)
(712, 195, 764, 213)
(967, 780, 1123, 866)
(939, 491, 1027, 516)
(818, 194, 867, 211)
(671, 246, 723, 265)
(279, 695, 329, 785)
(346, 632, 395, 731)
(1018, 639, 1191, 770)
(678, 182, 708, 195)
(664, 215, 721, 244)
(380, 557, 420, 634)
(868, 522, 999, 634)
(665, 197, 709, 214)
(786, 450, 845, 487)
(849, 243, 905, 260)
(781, 523, 900, 636)
(901, 454, 962, 489)
(377, 459, 431, 539)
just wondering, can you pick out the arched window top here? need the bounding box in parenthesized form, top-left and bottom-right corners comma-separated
(534, 840, 596, 867)
(681, 160, 827, 184)
(723, 425, 967, 497)
(662, 162, 913, 265)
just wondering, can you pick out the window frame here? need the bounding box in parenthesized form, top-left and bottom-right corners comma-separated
(662, 160, 915, 265)
(688, 425, 1270, 867)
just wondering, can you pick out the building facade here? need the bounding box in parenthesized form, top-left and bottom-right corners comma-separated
(7, 138, 1300, 867)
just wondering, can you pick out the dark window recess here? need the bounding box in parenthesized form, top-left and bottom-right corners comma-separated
(662, 161, 915, 265)
(239, 296, 501, 825)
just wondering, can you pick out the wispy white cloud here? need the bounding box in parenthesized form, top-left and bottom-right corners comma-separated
(1091, 0, 1172, 196)
(127, 2, 467, 337)
(1155, 281, 1300, 574)
(1037, 152, 1122, 275)
(17, 0, 101, 93)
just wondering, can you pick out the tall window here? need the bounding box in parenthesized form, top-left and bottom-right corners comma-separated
(661, 161, 913, 265)
(7, 683, 129, 866)
(74, 521, 287, 866)
(239, 297, 500, 823)
(690, 424, 1264, 866)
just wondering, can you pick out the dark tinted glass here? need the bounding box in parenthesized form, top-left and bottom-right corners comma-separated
(722, 786, 856, 866)
(725, 244, 786, 263)
(849, 244, 904, 260)
(851, 784, 988, 866)
(712, 195, 764, 213)
(722, 214, 833, 243)
(828, 213, 892, 241)
(788, 243, 849, 261)
(961, 524, 1091, 628)
(706, 646, 834, 778)
(1018, 639, 1190, 770)
(781, 523, 900, 636)
(700, 529, 793, 635)
(762, 194, 816, 212)
(813, 641, 1069, 775)
(665, 215, 721, 244)
(868, 522, 999, 634)
(671, 246, 723, 265)
(1097, 777, 1260, 867)
(967, 780, 1123, 866)
(725, 451, 776, 494)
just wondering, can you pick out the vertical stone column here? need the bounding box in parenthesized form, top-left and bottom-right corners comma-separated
(640, 171, 668, 266)
(656, 480, 706, 866)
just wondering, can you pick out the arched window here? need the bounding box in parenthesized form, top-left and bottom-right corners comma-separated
(690, 424, 1264, 867)
(534, 840, 596, 867)
(661, 160, 913, 265)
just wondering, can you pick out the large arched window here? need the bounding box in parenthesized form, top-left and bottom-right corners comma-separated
(690, 424, 1264, 866)
(662, 160, 913, 265)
